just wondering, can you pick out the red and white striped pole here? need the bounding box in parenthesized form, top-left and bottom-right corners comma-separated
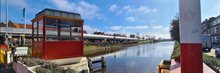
(179, 0, 203, 73)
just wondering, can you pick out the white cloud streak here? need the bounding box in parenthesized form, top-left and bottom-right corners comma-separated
(84, 25, 101, 34)
(109, 25, 170, 39)
(9, 0, 29, 8)
(48, 0, 106, 20)
(126, 17, 135, 21)
(109, 4, 157, 15)
(109, 4, 118, 12)
(110, 25, 149, 31)
(7, 0, 39, 13)
(152, 25, 162, 29)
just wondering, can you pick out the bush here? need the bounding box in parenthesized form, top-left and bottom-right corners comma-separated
(34, 67, 51, 73)
(20, 58, 37, 67)
(65, 68, 76, 73)
(42, 62, 58, 73)
(54, 67, 65, 73)
(19, 58, 45, 67)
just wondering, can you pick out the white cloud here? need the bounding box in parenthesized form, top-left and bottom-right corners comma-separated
(146, 32, 170, 39)
(7, 0, 39, 13)
(109, 4, 157, 15)
(109, 4, 118, 12)
(9, 0, 29, 8)
(110, 26, 122, 31)
(148, 26, 170, 39)
(126, 17, 135, 21)
(137, 6, 157, 14)
(109, 25, 170, 39)
(152, 25, 162, 29)
(84, 25, 101, 34)
(48, 0, 106, 20)
(110, 25, 148, 31)
(125, 25, 149, 29)
(123, 5, 133, 13)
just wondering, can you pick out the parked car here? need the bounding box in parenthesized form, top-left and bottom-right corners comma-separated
(215, 47, 220, 58)
(202, 34, 212, 52)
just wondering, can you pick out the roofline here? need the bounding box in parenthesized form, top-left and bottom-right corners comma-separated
(35, 8, 81, 17)
(211, 15, 220, 23)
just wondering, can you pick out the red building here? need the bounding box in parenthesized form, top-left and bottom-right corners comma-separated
(31, 9, 84, 60)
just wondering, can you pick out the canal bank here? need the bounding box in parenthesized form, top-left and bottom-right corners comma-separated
(84, 40, 154, 57)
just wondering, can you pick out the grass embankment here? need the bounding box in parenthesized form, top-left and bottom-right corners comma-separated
(171, 41, 220, 72)
(84, 40, 152, 57)
(138, 40, 152, 44)
(203, 53, 220, 72)
(171, 41, 180, 59)
(27, 40, 153, 57)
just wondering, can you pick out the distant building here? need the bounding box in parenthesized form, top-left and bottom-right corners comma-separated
(130, 34, 136, 38)
(0, 20, 32, 37)
(202, 15, 220, 44)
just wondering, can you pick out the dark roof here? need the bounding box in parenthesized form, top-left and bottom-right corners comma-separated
(0, 22, 6, 27)
(36, 8, 80, 17)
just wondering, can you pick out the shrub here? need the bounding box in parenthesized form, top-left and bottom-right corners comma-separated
(34, 67, 51, 73)
(20, 58, 37, 67)
(19, 58, 45, 67)
(65, 68, 76, 73)
(42, 62, 58, 73)
(54, 67, 65, 73)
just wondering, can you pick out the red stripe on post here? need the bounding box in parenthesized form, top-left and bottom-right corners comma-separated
(180, 43, 203, 73)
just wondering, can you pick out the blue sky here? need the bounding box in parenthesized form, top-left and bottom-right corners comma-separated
(0, 0, 219, 39)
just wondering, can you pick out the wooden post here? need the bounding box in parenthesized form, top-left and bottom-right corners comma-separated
(101, 56, 106, 68)
(87, 58, 93, 71)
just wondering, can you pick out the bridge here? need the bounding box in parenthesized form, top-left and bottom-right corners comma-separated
(0, 27, 139, 41)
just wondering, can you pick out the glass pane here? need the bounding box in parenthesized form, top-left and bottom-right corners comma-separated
(62, 13, 68, 18)
(46, 10, 54, 16)
(45, 18, 82, 41)
(54, 12, 61, 16)
(38, 19, 43, 41)
(46, 19, 58, 41)
(34, 21, 38, 41)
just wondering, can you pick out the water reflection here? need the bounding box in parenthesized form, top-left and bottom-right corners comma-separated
(92, 41, 174, 73)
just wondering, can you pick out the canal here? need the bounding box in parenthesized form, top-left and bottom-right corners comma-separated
(91, 41, 175, 73)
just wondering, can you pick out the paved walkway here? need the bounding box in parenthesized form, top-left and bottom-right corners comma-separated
(170, 59, 216, 73)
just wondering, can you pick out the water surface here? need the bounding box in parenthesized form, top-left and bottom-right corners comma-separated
(91, 41, 174, 73)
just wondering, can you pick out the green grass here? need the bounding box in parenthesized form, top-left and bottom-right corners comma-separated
(84, 45, 105, 51)
(28, 47, 32, 56)
(138, 40, 151, 44)
(203, 53, 220, 72)
(171, 41, 180, 59)
(84, 45, 105, 53)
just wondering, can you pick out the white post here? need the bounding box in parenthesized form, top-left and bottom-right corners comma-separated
(179, 0, 202, 73)
(0, 0, 1, 23)
(5, 0, 8, 41)
(5, 0, 10, 63)
(23, 8, 26, 45)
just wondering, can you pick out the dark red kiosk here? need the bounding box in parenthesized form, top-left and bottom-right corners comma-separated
(31, 9, 84, 60)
